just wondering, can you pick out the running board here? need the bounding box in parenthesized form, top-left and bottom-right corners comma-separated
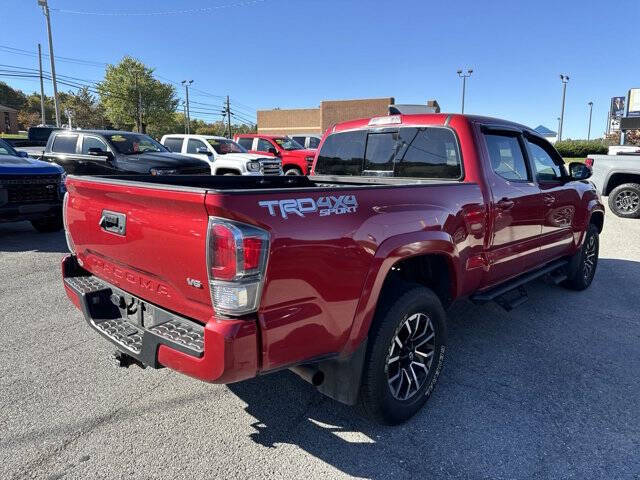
(471, 259, 569, 308)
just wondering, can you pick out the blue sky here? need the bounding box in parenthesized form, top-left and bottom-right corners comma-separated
(1, 0, 638, 138)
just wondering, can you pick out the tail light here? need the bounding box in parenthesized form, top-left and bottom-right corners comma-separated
(585, 157, 594, 168)
(206, 218, 270, 316)
(62, 192, 75, 254)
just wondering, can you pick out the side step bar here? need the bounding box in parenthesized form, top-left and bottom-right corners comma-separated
(471, 259, 568, 308)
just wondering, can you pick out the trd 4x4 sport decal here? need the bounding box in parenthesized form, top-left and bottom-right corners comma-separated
(259, 195, 358, 219)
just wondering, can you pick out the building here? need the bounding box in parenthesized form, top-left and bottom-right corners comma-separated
(257, 98, 440, 136)
(534, 125, 558, 144)
(0, 104, 19, 134)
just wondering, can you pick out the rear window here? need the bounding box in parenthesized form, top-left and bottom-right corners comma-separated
(315, 127, 462, 179)
(163, 137, 184, 153)
(51, 134, 78, 154)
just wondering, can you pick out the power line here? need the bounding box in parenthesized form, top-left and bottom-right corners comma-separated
(50, 0, 268, 16)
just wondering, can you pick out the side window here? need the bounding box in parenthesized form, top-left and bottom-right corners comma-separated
(292, 136, 305, 146)
(315, 130, 367, 175)
(163, 137, 184, 153)
(186, 138, 207, 154)
(237, 137, 253, 150)
(51, 135, 78, 154)
(308, 137, 321, 149)
(81, 136, 108, 154)
(256, 138, 274, 152)
(484, 134, 530, 181)
(526, 140, 564, 182)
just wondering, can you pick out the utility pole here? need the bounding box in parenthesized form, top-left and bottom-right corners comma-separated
(587, 101, 593, 140)
(182, 80, 193, 134)
(457, 68, 473, 114)
(226, 95, 232, 138)
(37, 0, 60, 127)
(182, 102, 187, 134)
(138, 89, 144, 133)
(37, 43, 46, 125)
(558, 74, 569, 141)
(557, 117, 561, 140)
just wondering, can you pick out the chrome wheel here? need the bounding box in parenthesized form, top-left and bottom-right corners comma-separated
(583, 234, 597, 281)
(385, 313, 436, 401)
(614, 190, 640, 214)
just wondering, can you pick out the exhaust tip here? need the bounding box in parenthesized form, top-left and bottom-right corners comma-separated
(290, 365, 324, 387)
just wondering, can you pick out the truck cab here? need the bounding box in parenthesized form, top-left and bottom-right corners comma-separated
(160, 134, 282, 176)
(233, 134, 315, 175)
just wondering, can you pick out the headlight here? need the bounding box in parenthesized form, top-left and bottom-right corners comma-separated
(246, 161, 261, 172)
(150, 168, 179, 176)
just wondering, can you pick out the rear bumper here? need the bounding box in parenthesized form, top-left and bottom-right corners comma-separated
(61, 255, 258, 384)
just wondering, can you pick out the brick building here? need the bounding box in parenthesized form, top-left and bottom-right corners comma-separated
(0, 104, 19, 134)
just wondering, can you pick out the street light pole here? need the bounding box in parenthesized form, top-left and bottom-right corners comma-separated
(37, 43, 46, 125)
(457, 69, 473, 114)
(182, 80, 193, 134)
(558, 74, 569, 141)
(587, 101, 593, 140)
(37, 0, 60, 127)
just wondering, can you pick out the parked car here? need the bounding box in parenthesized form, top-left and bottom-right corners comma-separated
(0, 138, 65, 232)
(61, 113, 603, 425)
(291, 134, 322, 150)
(5, 124, 62, 159)
(233, 134, 315, 175)
(588, 152, 640, 218)
(42, 130, 210, 175)
(160, 134, 282, 176)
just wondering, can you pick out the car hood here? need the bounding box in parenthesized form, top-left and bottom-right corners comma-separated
(219, 153, 280, 162)
(283, 149, 316, 158)
(0, 154, 63, 175)
(125, 151, 209, 168)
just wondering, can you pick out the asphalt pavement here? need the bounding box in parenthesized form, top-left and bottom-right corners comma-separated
(1, 206, 639, 480)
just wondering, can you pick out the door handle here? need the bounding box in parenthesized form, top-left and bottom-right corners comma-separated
(496, 198, 515, 210)
(543, 195, 555, 206)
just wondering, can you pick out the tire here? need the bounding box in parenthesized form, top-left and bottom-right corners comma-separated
(563, 224, 599, 291)
(31, 215, 63, 233)
(223, 172, 239, 176)
(608, 183, 640, 218)
(284, 167, 302, 176)
(358, 284, 447, 425)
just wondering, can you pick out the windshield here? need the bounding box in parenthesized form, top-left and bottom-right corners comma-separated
(0, 139, 19, 158)
(105, 133, 168, 155)
(206, 138, 247, 154)
(274, 137, 304, 151)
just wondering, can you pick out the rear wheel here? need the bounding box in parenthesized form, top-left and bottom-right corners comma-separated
(563, 224, 599, 290)
(358, 284, 447, 425)
(608, 183, 640, 218)
(31, 215, 63, 233)
(284, 167, 302, 176)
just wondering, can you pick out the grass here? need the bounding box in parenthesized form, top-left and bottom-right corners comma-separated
(0, 133, 27, 139)
(563, 157, 586, 164)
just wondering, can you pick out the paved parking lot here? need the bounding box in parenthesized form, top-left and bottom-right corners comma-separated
(1, 206, 639, 480)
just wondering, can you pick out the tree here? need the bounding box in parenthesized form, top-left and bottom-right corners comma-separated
(0, 82, 26, 111)
(60, 87, 108, 129)
(98, 56, 178, 133)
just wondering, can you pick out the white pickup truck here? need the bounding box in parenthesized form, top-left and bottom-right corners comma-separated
(160, 134, 282, 176)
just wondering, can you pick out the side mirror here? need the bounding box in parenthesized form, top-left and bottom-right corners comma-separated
(268, 147, 278, 156)
(88, 147, 113, 160)
(569, 162, 592, 180)
(196, 147, 213, 156)
(17, 151, 29, 158)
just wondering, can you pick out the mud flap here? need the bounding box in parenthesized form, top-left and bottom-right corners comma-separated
(315, 338, 367, 406)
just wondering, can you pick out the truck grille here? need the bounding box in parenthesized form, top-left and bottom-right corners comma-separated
(0, 174, 60, 205)
(306, 157, 314, 174)
(261, 160, 282, 176)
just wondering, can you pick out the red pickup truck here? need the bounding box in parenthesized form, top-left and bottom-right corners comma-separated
(233, 133, 315, 175)
(61, 114, 603, 425)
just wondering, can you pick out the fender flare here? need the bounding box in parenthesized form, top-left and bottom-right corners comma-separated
(343, 230, 458, 354)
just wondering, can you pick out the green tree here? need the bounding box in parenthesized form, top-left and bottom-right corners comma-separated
(0, 82, 26, 111)
(98, 56, 178, 133)
(60, 87, 109, 129)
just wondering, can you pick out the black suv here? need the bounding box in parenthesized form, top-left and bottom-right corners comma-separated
(42, 130, 210, 175)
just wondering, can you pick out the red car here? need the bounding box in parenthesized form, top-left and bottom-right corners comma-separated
(61, 114, 603, 424)
(233, 133, 315, 175)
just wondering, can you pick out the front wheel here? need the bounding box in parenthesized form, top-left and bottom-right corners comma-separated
(608, 183, 640, 218)
(284, 167, 302, 176)
(358, 285, 447, 425)
(31, 215, 63, 233)
(563, 224, 599, 290)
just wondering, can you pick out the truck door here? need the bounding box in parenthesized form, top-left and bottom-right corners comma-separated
(482, 128, 545, 285)
(79, 135, 120, 174)
(45, 133, 81, 174)
(185, 138, 212, 164)
(523, 135, 577, 262)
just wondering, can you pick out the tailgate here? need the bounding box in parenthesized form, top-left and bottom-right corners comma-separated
(65, 177, 212, 323)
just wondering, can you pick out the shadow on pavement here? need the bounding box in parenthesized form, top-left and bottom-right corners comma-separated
(228, 257, 640, 479)
(0, 221, 68, 253)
